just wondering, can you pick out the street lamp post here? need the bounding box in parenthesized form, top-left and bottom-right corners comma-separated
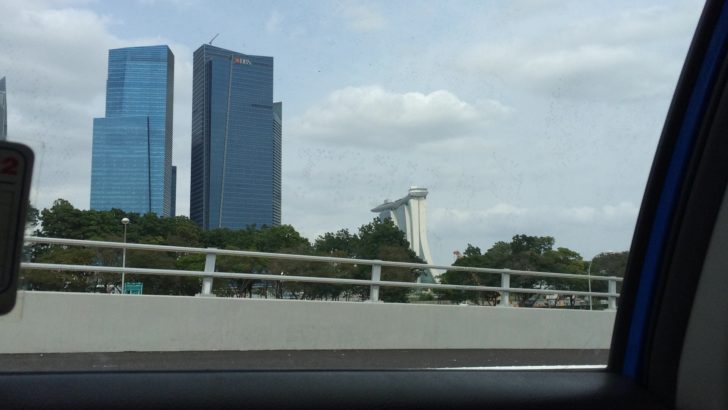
(587, 260, 593, 310)
(121, 217, 130, 294)
(588, 251, 616, 310)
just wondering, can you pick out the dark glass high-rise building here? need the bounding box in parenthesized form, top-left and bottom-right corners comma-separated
(90, 45, 174, 216)
(190, 44, 282, 229)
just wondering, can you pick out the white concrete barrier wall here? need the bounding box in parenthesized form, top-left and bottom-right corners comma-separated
(0, 291, 616, 354)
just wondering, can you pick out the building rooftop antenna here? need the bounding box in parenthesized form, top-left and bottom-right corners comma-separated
(209, 33, 219, 45)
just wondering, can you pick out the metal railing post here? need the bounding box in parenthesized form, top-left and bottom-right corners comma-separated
(370, 262, 381, 302)
(499, 269, 510, 307)
(608, 278, 617, 310)
(201, 248, 216, 296)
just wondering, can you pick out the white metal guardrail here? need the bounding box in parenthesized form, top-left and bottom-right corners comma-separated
(20, 236, 622, 309)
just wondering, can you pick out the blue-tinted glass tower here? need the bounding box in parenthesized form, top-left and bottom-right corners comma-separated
(91, 45, 174, 216)
(190, 44, 281, 229)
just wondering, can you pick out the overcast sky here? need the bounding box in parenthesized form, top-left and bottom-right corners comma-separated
(0, 0, 703, 263)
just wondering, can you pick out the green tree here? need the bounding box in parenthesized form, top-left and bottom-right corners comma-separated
(22, 246, 96, 292)
(24, 200, 420, 302)
(314, 229, 357, 256)
(438, 244, 500, 305)
(26, 204, 40, 229)
(440, 235, 587, 306)
(24, 200, 200, 293)
(312, 218, 421, 303)
(589, 251, 629, 278)
(201, 224, 312, 298)
(587, 251, 629, 307)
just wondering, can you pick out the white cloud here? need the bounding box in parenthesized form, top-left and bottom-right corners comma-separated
(424, 201, 639, 261)
(558, 202, 639, 224)
(574, 5, 700, 45)
(135, 0, 197, 7)
(463, 41, 678, 101)
(340, 2, 386, 32)
(459, 4, 697, 101)
(290, 86, 509, 149)
(265, 10, 283, 33)
(430, 203, 528, 225)
(602, 202, 640, 219)
(562, 206, 598, 223)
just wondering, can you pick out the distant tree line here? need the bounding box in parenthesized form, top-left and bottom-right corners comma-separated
(438, 235, 628, 308)
(22, 199, 628, 306)
(23, 199, 422, 302)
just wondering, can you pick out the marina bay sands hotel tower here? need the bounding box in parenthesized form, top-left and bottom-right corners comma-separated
(371, 187, 436, 283)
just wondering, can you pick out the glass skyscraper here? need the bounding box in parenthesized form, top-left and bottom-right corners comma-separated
(0, 77, 7, 140)
(190, 44, 282, 230)
(90, 45, 174, 216)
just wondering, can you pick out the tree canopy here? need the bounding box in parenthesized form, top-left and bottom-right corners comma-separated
(23, 200, 420, 302)
(23, 199, 626, 307)
(438, 235, 591, 306)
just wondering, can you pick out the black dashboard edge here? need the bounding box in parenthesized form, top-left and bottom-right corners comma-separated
(0, 370, 668, 410)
